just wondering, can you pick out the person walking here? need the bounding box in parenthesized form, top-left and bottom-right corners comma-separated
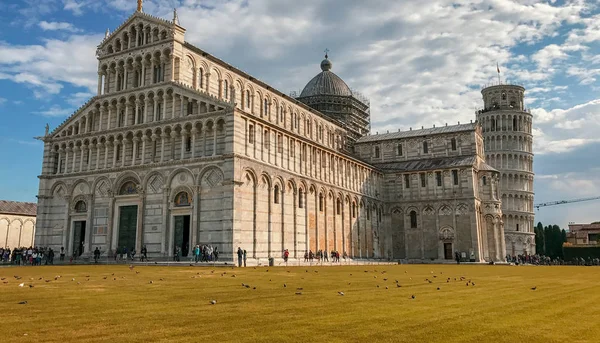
(455, 251, 461, 264)
(237, 247, 243, 267)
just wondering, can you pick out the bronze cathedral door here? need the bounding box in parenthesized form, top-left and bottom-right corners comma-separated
(118, 206, 138, 252)
(444, 242, 453, 260)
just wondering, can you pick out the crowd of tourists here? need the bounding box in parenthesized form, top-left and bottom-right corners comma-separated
(506, 254, 600, 266)
(187, 244, 219, 263)
(303, 249, 347, 263)
(0, 246, 67, 265)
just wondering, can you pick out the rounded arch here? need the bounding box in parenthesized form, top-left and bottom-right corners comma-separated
(166, 167, 195, 187)
(70, 179, 91, 196)
(113, 171, 142, 195)
(198, 165, 225, 188)
(51, 181, 68, 197)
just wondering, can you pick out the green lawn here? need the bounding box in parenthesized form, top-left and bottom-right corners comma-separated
(1, 264, 598, 343)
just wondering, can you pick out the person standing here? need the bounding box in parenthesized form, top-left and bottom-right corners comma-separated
(141, 245, 147, 262)
(455, 251, 461, 264)
(243, 249, 247, 267)
(60, 247, 65, 261)
(214, 246, 219, 262)
(94, 247, 100, 263)
(237, 247, 243, 267)
(283, 249, 289, 263)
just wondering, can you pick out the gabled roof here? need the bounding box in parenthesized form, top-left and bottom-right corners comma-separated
(356, 123, 476, 144)
(373, 156, 476, 172)
(0, 200, 37, 216)
(98, 11, 178, 49)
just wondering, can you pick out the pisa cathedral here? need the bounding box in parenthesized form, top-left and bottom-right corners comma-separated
(34, 4, 535, 263)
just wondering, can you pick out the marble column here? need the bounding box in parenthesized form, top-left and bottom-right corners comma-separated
(132, 137, 139, 166)
(141, 136, 147, 165)
(190, 128, 197, 158)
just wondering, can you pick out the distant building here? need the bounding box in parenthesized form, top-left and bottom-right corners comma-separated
(0, 200, 37, 248)
(567, 223, 600, 245)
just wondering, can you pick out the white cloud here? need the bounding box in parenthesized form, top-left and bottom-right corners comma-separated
(0, 34, 101, 97)
(38, 21, 81, 32)
(532, 99, 600, 154)
(34, 105, 74, 117)
(0, 97, 6, 105)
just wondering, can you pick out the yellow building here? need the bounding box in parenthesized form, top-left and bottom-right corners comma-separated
(0, 200, 37, 249)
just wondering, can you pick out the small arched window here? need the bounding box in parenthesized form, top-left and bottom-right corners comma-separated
(423, 141, 428, 154)
(246, 90, 251, 109)
(298, 190, 304, 208)
(274, 185, 280, 204)
(451, 138, 457, 151)
(397, 144, 403, 156)
(174, 191, 191, 207)
(319, 193, 324, 212)
(502, 92, 507, 100)
(410, 211, 417, 228)
(74, 200, 87, 213)
(483, 176, 487, 186)
(336, 199, 341, 215)
(199, 69, 204, 89)
(374, 146, 380, 158)
(352, 203, 357, 218)
(224, 80, 228, 99)
(263, 98, 268, 116)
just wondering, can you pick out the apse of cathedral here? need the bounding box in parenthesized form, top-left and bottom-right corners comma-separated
(35, 4, 534, 263)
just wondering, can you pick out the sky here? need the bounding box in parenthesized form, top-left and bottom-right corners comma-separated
(0, 0, 599, 229)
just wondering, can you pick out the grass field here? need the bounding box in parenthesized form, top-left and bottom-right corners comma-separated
(1, 264, 598, 343)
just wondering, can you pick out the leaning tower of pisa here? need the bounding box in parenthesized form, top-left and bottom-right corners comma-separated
(476, 83, 535, 256)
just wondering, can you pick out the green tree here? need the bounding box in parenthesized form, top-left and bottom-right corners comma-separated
(535, 222, 545, 255)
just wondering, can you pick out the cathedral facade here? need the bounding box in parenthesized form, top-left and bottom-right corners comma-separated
(35, 7, 533, 263)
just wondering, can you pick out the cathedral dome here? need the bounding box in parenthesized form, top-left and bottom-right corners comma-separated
(299, 55, 352, 98)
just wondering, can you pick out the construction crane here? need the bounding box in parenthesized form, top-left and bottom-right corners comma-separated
(534, 196, 600, 210)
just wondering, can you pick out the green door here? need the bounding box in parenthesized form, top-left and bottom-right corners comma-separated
(118, 206, 138, 252)
(174, 215, 190, 257)
(72, 221, 86, 257)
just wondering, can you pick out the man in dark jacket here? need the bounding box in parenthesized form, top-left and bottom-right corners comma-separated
(237, 247, 243, 267)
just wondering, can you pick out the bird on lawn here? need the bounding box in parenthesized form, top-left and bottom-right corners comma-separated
(437, 287, 440, 291)
(397, 284, 401, 288)
(411, 295, 415, 299)
(18, 301, 27, 305)
(149, 281, 153, 284)
(283, 283, 287, 288)
(295, 292, 302, 295)
(29, 284, 34, 288)
(531, 286, 537, 291)
(210, 300, 217, 305)
(338, 291, 345, 296)
(18, 283, 24, 287)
